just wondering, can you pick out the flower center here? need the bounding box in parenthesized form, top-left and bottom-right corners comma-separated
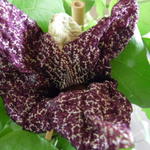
(48, 13, 82, 49)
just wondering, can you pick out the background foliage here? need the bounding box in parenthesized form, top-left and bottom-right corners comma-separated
(0, 0, 150, 150)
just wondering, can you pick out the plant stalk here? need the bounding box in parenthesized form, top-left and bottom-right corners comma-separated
(45, 130, 54, 141)
(71, 0, 85, 30)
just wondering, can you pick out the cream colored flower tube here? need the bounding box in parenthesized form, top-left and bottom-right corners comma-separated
(71, 0, 85, 26)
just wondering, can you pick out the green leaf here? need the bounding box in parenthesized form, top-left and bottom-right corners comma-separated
(0, 130, 58, 150)
(109, 0, 118, 10)
(83, 0, 95, 12)
(62, 0, 95, 16)
(95, 0, 118, 18)
(8, 0, 65, 32)
(95, 0, 105, 18)
(0, 122, 21, 138)
(142, 33, 150, 65)
(142, 33, 150, 64)
(84, 19, 97, 31)
(142, 108, 150, 120)
(111, 27, 150, 107)
(0, 97, 10, 130)
(143, 33, 150, 51)
(62, 0, 72, 15)
(55, 134, 76, 150)
(138, 0, 150, 35)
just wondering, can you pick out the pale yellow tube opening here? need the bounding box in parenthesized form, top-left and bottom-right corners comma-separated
(71, 0, 85, 26)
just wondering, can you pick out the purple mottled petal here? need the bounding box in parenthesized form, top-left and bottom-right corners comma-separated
(32, 33, 70, 89)
(61, 0, 138, 89)
(62, 17, 113, 89)
(0, 0, 66, 85)
(52, 81, 133, 150)
(0, 52, 52, 98)
(95, 0, 138, 74)
(3, 77, 133, 150)
(0, 0, 73, 89)
(0, 0, 66, 89)
(0, 0, 43, 73)
(3, 72, 54, 132)
(0, 54, 18, 96)
(85, 116, 133, 150)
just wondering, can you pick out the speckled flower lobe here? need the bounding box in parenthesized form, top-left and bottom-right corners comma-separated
(0, 0, 138, 150)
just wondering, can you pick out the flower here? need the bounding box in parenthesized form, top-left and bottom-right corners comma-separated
(0, 0, 138, 150)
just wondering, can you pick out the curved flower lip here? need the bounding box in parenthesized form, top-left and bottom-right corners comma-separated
(0, 0, 138, 150)
(52, 81, 133, 150)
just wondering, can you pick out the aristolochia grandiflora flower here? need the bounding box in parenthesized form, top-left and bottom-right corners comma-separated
(0, 0, 138, 150)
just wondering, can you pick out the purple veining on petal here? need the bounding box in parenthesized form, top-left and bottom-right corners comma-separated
(0, 0, 138, 150)
(62, 17, 114, 89)
(95, 0, 138, 75)
(52, 81, 133, 150)
(32, 33, 70, 88)
(0, 0, 43, 73)
(0, 54, 18, 96)
(5, 85, 53, 132)
(0, 53, 52, 98)
(62, 0, 138, 89)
